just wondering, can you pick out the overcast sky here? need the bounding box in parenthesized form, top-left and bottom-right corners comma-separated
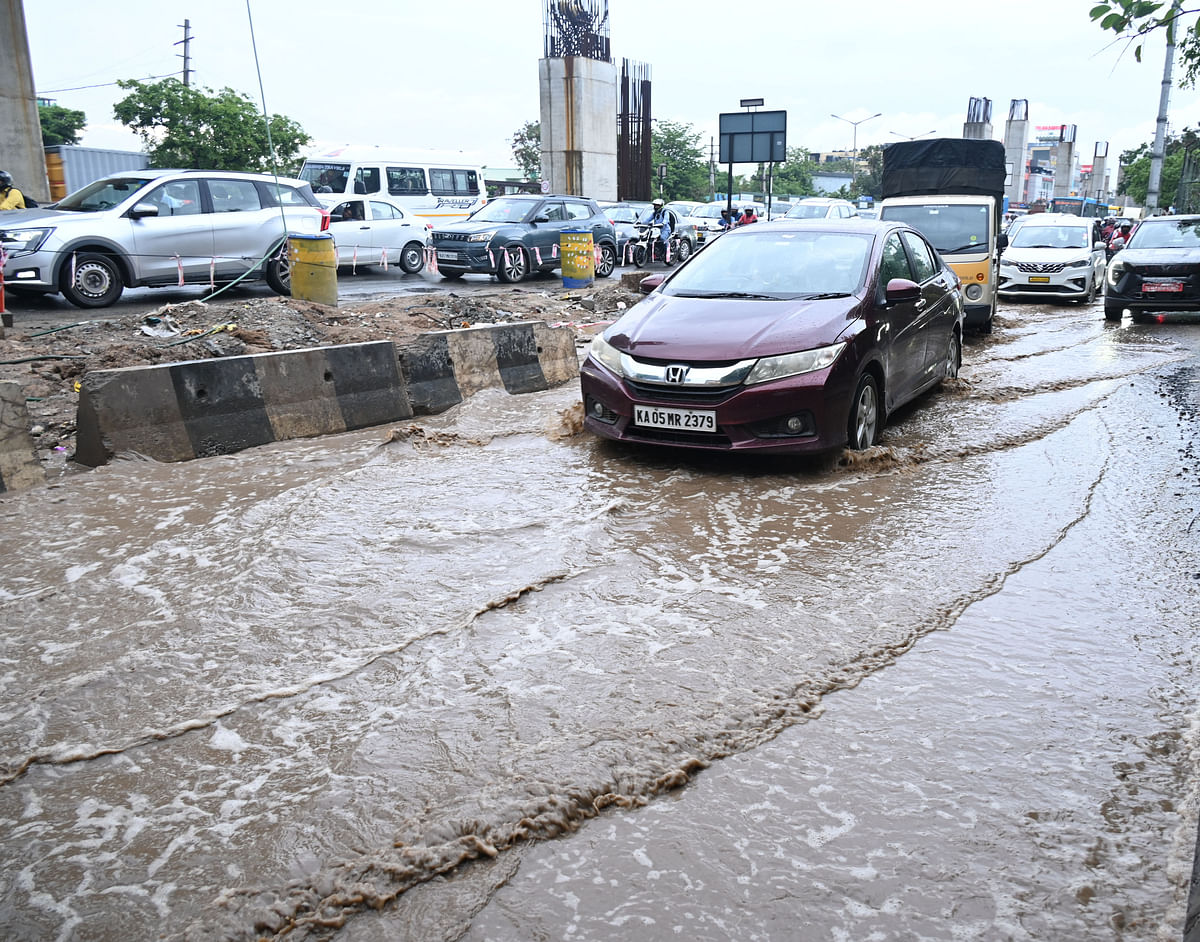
(22, 0, 1200, 171)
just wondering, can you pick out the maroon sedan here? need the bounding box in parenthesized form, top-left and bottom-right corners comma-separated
(580, 218, 965, 454)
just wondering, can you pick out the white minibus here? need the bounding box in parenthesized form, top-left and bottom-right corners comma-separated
(299, 147, 487, 222)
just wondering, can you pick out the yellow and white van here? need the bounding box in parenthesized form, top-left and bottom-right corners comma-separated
(878, 194, 1002, 333)
(299, 147, 487, 223)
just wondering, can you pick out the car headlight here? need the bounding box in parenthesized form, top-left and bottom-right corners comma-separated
(467, 230, 498, 243)
(744, 342, 846, 386)
(1, 227, 53, 255)
(1107, 259, 1124, 286)
(588, 333, 628, 376)
(1064, 258, 1091, 268)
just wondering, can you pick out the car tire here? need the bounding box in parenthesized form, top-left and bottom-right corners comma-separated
(675, 239, 693, 263)
(399, 241, 425, 274)
(60, 252, 123, 308)
(1083, 275, 1097, 304)
(941, 329, 961, 382)
(496, 245, 529, 283)
(1103, 300, 1123, 322)
(596, 242, 617, 278)
(847, 372, 881, 450)
(264, 241, 291, 295)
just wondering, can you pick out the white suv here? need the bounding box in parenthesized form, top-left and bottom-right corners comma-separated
(998, 215, 1107, 303)
(1, 169, 326, 308)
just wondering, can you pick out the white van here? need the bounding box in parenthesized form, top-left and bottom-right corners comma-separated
(298, 147, 487, 223)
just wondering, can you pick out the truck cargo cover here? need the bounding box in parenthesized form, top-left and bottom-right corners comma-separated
(881, 139, 1006, 200)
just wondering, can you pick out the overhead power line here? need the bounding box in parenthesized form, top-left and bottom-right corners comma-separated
(39, 71, 183, 94)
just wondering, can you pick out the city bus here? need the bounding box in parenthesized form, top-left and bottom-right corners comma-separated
(1050, 196, 1105, 217)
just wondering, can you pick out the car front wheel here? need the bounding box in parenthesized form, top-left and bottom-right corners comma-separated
(847, 373, 880, 450)
(675, 239, 693, 263)
(497, 245, 529, 283)
(941, 329, 961, 381)
(60, 252, 123, 308)
(1104, 300, 1123, 322)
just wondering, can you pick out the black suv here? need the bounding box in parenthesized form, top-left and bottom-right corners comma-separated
(431, 194, 618, 282)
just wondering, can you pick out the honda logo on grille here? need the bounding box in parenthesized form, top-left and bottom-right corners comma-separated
(665, 364, 690, 383)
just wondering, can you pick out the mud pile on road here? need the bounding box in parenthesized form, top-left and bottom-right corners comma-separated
(0, 280, 643, 470)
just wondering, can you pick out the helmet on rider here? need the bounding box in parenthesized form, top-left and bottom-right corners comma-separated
(652, 198, 664, 208)
(0, 171, 12, 189)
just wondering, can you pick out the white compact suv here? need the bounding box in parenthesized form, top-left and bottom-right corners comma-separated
(1, 169, 326, 308)
(997, 214, 1107, 303)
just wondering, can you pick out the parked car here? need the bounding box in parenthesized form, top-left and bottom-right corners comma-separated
(319, 194, 431, 273)
(782, 197, 859, 221)
(0, 169, 326, 308)
(1104, 214, 1200, 321)
(580, 218, 965, 454)
(429, 194, 617, 282)
(997, 214, 1106, 303)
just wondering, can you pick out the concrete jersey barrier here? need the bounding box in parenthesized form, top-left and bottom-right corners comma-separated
(0, 382, 43, 494)
(74, 321, 579, 466)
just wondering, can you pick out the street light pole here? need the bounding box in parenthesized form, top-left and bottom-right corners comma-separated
(832, 112, 881, 187)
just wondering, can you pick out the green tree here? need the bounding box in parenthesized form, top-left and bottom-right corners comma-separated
(38, 103, 87, 146)
(770, 147, 818, 198)
(1090, 1, 1200, 85)
(651, 119, 708, 201)
(113, 79, 310, 173)
(853, 144, 885, 200)
(1115, 128, 1199, 204)
(509, 120, 542, 180)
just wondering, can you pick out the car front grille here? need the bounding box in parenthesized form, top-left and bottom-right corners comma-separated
(433, 231, 471, 242)
(1014, 262, 1066, 273)
(629, 426, 734, 448)
(624, 379, 740, 405)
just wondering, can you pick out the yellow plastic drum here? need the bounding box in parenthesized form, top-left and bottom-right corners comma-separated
(560, 230, 595, 288)
(288, 233, 338, 305)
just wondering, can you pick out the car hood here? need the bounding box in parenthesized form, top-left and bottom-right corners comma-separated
(0, 207, 95, 226)
(433, 220, 518, 236)
(605, 291, 859, 360)
(1119, 246, 1200, 267)
(1002, 247, 1093, 264)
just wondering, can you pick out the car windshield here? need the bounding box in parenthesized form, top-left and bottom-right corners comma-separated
(662, 229, 871, 299)
(606, 207, 639, 224)
(55, 177, 155, 212)
(785, 203, 832, 219)
(1126, 219, 1200, 249)
(469, 200, 534, 223)
(300, 162, 350, 193)
(1011, 225, 1091, 249)
(693, 204, 726, 218)
(880, 203, 990, 254)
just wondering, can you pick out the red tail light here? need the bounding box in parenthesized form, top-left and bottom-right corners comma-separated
(319, 208, 331, 232)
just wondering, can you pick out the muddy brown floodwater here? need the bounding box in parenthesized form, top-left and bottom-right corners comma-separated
(0, 300, 1198, 941)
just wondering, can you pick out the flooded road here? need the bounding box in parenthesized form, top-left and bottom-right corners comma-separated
(1, 300, 1198, 940)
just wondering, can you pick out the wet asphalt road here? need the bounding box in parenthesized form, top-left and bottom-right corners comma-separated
(0, 291, 1198, 941)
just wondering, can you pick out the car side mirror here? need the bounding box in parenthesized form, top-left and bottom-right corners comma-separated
(997, 232, 1009, 251)
(1094, 240, 1107, 250)
(639, 273, 665, 294)
(884, 277, 922, 304)
(129, 202, 160, 218)
(533, 213, 550, 223)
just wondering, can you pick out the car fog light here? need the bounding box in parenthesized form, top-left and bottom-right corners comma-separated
(786, 416, 806, 432)
(591, 400, 605, 416)
(965, 284, 984, 301)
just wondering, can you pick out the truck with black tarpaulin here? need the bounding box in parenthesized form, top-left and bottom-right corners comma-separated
(878, 138, 1008, 333)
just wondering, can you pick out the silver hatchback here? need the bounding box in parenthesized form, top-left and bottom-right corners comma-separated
(1, 169, 326, 308)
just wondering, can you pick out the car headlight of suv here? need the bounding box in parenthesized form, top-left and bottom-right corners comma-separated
(1064, 258, 1091, 268)
(467, 230, 499, 243)
(1, 227, 53, 255)
(588, 333, 628, 376)
(744, 342, 846, 386)
(1107, 259, 1125, 286)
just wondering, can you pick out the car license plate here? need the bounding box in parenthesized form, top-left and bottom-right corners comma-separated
(1028, 276, 1051, 283)
(634, 405, 717, 433)
(1143, 280, 1183, 293)
(436, 250, 459, 261)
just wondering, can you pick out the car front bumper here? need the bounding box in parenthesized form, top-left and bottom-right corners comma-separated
(998, 266, 1094, 299)
(579, 357, 853, 455)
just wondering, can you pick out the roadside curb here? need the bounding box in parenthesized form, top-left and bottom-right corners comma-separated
(0, 382, 42, 494)
(73, 321, 577, 466)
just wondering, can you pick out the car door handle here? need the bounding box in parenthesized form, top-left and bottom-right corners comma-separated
(915, 298, 927, 311)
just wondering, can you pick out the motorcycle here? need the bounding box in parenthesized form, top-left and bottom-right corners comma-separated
(626, 223, 689, 268)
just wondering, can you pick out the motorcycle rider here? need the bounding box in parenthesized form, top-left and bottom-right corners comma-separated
(640, 198, 673, 262)
(0, 171, 26, 210)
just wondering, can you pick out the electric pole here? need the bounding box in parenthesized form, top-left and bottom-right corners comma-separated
(1146, 0, 1180, 213)
(176, 19, 193, 87)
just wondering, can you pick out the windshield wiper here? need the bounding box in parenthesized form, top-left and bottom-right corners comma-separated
(671, 290, 779, 299)
(797, 292, 852, 299)
(939, 242, 987, 253)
